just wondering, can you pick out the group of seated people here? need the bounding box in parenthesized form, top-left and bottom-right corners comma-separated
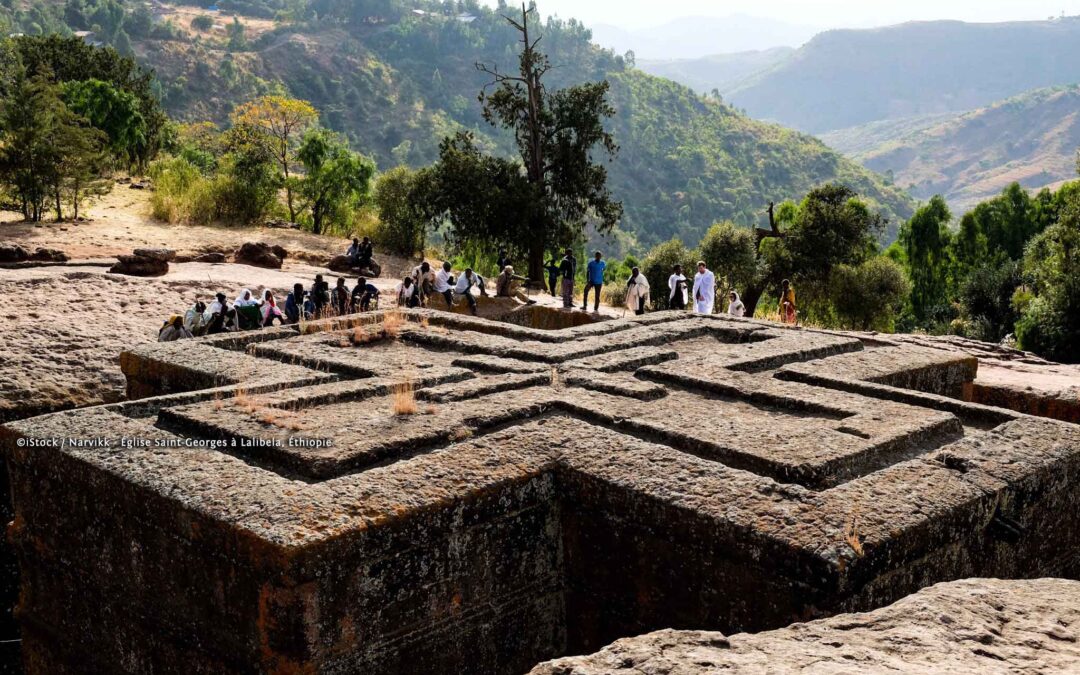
(394, 261, 533, 314)
(157, 259, 540, 342)
(158, 275, 381, 341)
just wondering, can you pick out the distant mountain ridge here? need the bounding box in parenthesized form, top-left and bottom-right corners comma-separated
(589, 14, 817, 60)
(725, 17, 1080, 133)
(638, 47, 793, 96)
(821, 85, 1080, 213)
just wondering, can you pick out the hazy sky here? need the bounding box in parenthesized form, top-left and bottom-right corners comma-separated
(483, 1, 1080, 30)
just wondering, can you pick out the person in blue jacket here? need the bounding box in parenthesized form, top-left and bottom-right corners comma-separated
(581, 250, 606, 312)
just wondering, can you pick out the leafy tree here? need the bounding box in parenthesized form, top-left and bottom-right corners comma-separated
(49, 106, 107, 221)
(296, 128, 376, 235)
(900, 195, 952, 322)
(467, 4, 622, 283)
(829, 257, 910, 331)
(1015, 196, 1080, 362)
(226, 17, 246, 51)
(61, 78, 147, 167)
(958, 258, 1023, 342)
(10, 34, 166, 167)
(373, 166, 427, 255)
(698, 220, 758, 295)
(231, 95, 318, 223)
(0, 71, 59, 221)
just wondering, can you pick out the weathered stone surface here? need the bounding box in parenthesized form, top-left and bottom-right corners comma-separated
(530, 578, 1080, 674)
(234, 241, 283, 269)
(27, 247, 68, 262)
(108, 253, 168, 276)
(3, 309, 1080, 673)
(131, 247, 175, 262)
(192, 251, 227, 263)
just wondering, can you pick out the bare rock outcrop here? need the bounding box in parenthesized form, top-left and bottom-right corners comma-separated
(328, 254, 382, 278)
(531, 578, 1080, 674)
(235, 242, 284, 270)
(0, 243, 29, 263)
(109, 253, 168, 277)
(132, 248, 175, 262)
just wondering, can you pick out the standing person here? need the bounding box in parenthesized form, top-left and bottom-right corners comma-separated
(692, 261, 716, 315)
(779, 279, 797, 324)
(545, 253, 560, 296)
(582, 251, 606, 312)
(351, 277, 380, 312)
(625, 267, 650, 316)
(668, 265, 688, 310)
(310, 275, 330, 317)
(559, 248, 576, 309)
(496, 250, 511, 277)
(332, 277, 351, 315)
(455, 267, 488, 315)
(434, 261, 455, 310)
(727, 291, 746, 317)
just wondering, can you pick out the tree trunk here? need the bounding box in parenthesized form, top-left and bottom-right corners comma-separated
(743, 283, 767, 318)
(527, 238, 545, 289)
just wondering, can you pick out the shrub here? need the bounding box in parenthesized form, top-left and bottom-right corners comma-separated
(191, 15, 214, 32)
(829, 256, 910, 331)
(148, 157, 206, 223)
(374, 166, 427, 256)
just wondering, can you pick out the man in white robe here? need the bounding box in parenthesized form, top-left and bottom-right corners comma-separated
(692, 262, 715, 314)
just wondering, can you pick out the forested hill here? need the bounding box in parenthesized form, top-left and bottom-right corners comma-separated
(3, 0, 913, 246)
(727, 17, 1080, 134)
(820, 86, 1080, 214)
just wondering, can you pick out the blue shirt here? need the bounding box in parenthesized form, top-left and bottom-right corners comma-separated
(587, 259, 606, 285)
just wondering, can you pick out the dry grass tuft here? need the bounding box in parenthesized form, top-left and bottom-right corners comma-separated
(450, 427, 473, 442)
(382, 310, 405, 340)
(391, 380, 418, 416)
(844, 511, 865, 558)
(423, 405, 438, 415)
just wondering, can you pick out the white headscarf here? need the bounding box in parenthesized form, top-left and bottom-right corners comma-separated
(627, 271, 651, 310)
(728, 291, 746, 317)
(234, 289, 257, 307)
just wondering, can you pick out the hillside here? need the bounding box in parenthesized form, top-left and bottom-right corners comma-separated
(638, 47, 793, 96)
(2, 1, 913, 247)
(822, 86, 1080, 213)
(727, 17, 1080, 133)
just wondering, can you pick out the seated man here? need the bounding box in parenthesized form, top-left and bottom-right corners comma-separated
(411, 262, 436, 307)
(332, 277, 351, 316)
(495, 266, 531, 303)
(184, 300, 207, 336)
(357, 237, 374, 269)
(346, 238, 362, 265)
(310, 275, 330, 317)
(203, 293, 233, 334)
(285, 283, 309, 324)
(434, 261, 455, 310)
(351, 277, 380, 312)
(395, 276, 420, 308)
(454, 267, 488, 315)
(158, 315, 193, 342)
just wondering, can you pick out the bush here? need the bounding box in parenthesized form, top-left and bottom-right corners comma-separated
(829, 256, 910, 331)
(698, 220, 759, 293)
(148, 157, 206, 223)
(374, 166, 427, 256)
(958, 258, 1022, 342)
(191, 15, 214, 31)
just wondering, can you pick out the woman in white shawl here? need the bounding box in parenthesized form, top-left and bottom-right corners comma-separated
(727, 290, 746, 317)
(260, 289, 285, 326)
(668, 264, 688, 310)
(626, 267, 650, 316)
(234, 289, 258, 307)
